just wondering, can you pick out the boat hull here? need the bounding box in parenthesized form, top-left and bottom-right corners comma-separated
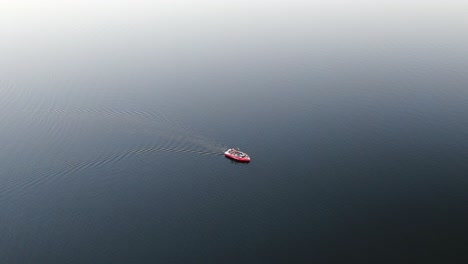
(224, 149, 251, 162)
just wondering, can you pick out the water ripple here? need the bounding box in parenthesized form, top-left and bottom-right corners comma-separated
(0, 100, 227, 201)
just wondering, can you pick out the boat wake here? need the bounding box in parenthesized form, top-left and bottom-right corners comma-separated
(0, 96, 228, 201)
(0, 78, 244, 209)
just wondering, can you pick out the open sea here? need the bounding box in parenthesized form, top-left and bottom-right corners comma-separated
(1, 1, 467, 263)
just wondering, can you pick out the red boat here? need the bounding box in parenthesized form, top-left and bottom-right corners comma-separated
(224, 148, 251, 162)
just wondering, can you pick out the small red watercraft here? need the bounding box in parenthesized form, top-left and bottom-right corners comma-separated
(224, 148, 251, 162)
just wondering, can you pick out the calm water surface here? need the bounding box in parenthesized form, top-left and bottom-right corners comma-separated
(1, 1, 468, 263)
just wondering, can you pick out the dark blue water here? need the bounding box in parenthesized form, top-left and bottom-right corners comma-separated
(1, 2, 468, 263)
